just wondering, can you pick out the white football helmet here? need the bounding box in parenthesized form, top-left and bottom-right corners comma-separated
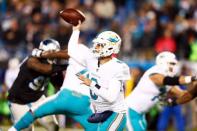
(92, 31, 121, 57)
(39, 39, 60, 64)
(156, 51, 178, 76)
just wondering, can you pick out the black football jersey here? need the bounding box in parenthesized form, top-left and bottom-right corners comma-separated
(8, 57, 50, 104)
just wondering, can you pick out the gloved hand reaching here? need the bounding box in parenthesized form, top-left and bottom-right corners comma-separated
(32, 48, 43, 57)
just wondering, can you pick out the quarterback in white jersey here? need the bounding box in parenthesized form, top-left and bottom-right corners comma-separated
(126, 51, 197, 131)
(70, 23, 130, 130)
(61, 43, 94, 96)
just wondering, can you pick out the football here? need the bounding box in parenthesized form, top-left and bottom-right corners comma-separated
(59, 8, 85, 26)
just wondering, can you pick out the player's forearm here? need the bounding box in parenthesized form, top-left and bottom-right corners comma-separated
(28, 57, 67, 75)
(150, 74, 197, 86)
(168, 86, 186, 98)
(90, 80, 121, 103)
(68, 29, 80, 57)
(41, 50, 69, 59)
(175, 81, 197, 104)
(27, 57, 52, 74)
(176, 91, 194, 104)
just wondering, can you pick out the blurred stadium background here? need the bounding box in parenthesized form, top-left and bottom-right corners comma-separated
(0, 0, 197, 130)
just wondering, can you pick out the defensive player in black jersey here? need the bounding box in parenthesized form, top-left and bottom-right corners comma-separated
(8, 39, 69, 131)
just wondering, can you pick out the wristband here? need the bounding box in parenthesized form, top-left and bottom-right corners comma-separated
(163, 76, 180, 85)
(90, 81, 101, 89)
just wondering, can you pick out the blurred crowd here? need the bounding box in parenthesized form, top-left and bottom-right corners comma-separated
(0, 0, 196, 62)
(0, 0, 197, 130)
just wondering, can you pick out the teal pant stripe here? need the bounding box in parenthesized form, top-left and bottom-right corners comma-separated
(14, 89, 98, 131)
(99, 112, 126, 131)
(116, 114, 125, 130)
(128, 108, 147, 131)
(15, 112, 34, 130)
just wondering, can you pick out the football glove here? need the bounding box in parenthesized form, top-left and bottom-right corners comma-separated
(32, 48, 43, 57)
(158, 95, 177, 106)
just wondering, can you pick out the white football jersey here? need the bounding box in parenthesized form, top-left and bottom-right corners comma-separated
(64, 30, 130, 113)
(61, 29, 97, 96)
(61, 44, 97, 96)
(82, 58, 130, 113)
(126, 65, 172, 113)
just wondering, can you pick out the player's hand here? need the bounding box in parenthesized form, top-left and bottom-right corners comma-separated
(73, 20, 81, 31)
(160, 97, 177, 106)
(165, 97, 176, 106)
(32, 48, 43, 57)
(77, 74, 91, 86)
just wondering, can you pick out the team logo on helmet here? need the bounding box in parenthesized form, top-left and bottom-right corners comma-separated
(92, 31, 121, 57)
(39, 38, 60, 64)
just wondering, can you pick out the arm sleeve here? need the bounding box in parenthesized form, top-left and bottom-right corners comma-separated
(67, 29, 89, 66)
(68, 29, 80, 58)
(90, 79, 122, 103)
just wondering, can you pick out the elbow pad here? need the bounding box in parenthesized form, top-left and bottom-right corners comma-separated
(163, 76, 180, 85)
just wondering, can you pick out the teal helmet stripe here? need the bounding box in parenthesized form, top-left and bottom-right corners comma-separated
(107, 37, 119, 43)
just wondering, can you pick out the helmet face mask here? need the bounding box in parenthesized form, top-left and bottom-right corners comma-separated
(166, 61, 179, 76)
(39, 39, 60, 64)
(92, 31, 121, 58)
(156, 51, 178, 76)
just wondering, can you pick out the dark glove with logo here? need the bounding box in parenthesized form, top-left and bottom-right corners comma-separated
(32, 48, 43, 57)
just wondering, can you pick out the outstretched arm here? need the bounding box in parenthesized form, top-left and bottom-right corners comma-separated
(27, 57, 67, 75)
(32, 49, 69, 59)
(168, 86, 186, 98)
(176, 81, 197, 104)
(150, 73, 197, 87)
(41, 50, 69, 59)
(67, 23, 81, 58)
(175, 91, 194, 104)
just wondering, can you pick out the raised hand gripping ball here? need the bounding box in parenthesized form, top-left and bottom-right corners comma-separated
(59, 8, 85, 26)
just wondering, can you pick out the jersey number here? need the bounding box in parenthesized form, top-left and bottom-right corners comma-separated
(29, 76, 48, 91)
(78, 69, 98, 100)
